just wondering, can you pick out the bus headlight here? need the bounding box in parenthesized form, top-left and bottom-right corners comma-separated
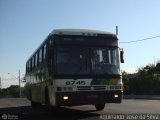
(63, 96, 69, 100)
(114, 94, 119, 98)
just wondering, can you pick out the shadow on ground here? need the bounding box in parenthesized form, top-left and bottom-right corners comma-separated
(0, 105, 100, 120)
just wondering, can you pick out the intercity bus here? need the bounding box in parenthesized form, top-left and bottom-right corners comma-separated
(25, 29, 124, 110)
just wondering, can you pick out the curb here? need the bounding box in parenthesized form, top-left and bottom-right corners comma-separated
(123, 95, 160, 100)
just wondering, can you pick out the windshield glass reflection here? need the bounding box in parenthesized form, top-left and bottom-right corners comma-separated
(91, 48, 119, 74)
(56, 47, 120, 75)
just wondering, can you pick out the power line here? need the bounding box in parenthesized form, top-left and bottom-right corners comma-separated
(1, 77, 19, 81)
(120, 35, 160, 44)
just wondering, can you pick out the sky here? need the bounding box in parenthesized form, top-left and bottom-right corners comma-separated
(0, 0, 160, 88)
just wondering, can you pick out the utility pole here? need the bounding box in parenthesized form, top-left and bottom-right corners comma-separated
(8, 71, 21, 97)
(19, 70, 21, 98)
(116, 26, 118, 35)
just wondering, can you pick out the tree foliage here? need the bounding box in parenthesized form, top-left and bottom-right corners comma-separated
(122, 64, 160, 95)
(156, 62, 160, 72)
(0, 85, 26, 98)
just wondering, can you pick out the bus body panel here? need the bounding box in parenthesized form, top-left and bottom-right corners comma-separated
(56, 90, 122, 106)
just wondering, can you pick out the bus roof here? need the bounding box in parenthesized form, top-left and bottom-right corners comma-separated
(26, 29, 117, 62)
(50, 29, 116, 37)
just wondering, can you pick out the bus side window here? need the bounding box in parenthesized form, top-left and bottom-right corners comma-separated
(32, 56, 35, 70)
(34, 55, 36, 68)
(28, 61, 30, 73)
(49, 39, 52, 45)
(30, 59, 32, 72)
(35, 54, 37, 68)
(36, 51, 39, 67)
(27, 62, 29, 74)
(44, 44, 47, 61)
(30, 60, 32, 72)
(27, 63, 29, 74)
(26, 63, 28, 74)
(39, 49, 43, 64)
(37, 53, 39, 67)
(41, 46, 44, 63)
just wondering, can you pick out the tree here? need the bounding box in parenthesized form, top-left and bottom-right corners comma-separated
(122, 71, 130, 94)
(122, 64, 160, 95)
(8, 85, 19, 97)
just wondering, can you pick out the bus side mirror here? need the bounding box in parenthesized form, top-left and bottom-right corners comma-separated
(22, 76, 26, 83)
(156, 63, 160, 72)
(120, 49, 124, 63)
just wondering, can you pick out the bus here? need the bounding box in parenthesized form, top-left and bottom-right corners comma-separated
(25, 29, 124, 110)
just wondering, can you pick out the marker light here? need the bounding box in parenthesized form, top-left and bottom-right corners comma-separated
(63, 96, 69, 100)
(114, 94, 119, 98)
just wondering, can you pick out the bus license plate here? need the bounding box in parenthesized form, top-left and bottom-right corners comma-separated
(87, 95, 98, 99)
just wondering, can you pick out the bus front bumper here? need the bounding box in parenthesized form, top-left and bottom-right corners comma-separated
(56, 90, 122, 106)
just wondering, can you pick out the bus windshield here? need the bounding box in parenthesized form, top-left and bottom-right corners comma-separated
(55, 46, 120, 75)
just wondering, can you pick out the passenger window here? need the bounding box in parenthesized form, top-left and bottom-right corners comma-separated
(49, 39, 52, 45)
(26, 63, 28, 74)
(27, 62, 29, 73)
(35, 54, 37, 68)
(41, 47, 44, 63)
(37, 51, 39, 66)
(39, 49, 43, 64)
(28, 61, 30, 72)
(30, 59, 32, 71)
(32, 57, 35, 69)
(44, 44, 47, 60)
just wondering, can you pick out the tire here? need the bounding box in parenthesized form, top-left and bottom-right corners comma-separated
(45, 87, 50, 106)
(95, 104, 105, 111)
(30, 90, 41, 107)
(29, 89, 32, 101)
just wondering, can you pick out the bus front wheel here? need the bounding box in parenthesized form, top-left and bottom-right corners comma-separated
(94, 104, 105, 111)
(30, 90, 41, 107)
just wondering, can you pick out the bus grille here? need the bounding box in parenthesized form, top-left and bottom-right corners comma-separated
(77, 86, 106, 91)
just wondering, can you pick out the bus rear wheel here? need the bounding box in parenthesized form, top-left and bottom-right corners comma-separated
(30, 90, 41, 107)
(94, 104, 105, 111)
(31, 101, 41, 107)
(45, 87, 50, 106)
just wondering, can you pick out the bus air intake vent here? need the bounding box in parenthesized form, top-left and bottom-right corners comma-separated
(77, 86, 106, 91)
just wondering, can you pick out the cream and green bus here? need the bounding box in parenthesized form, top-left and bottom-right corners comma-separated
(25, 29, 124, 110)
